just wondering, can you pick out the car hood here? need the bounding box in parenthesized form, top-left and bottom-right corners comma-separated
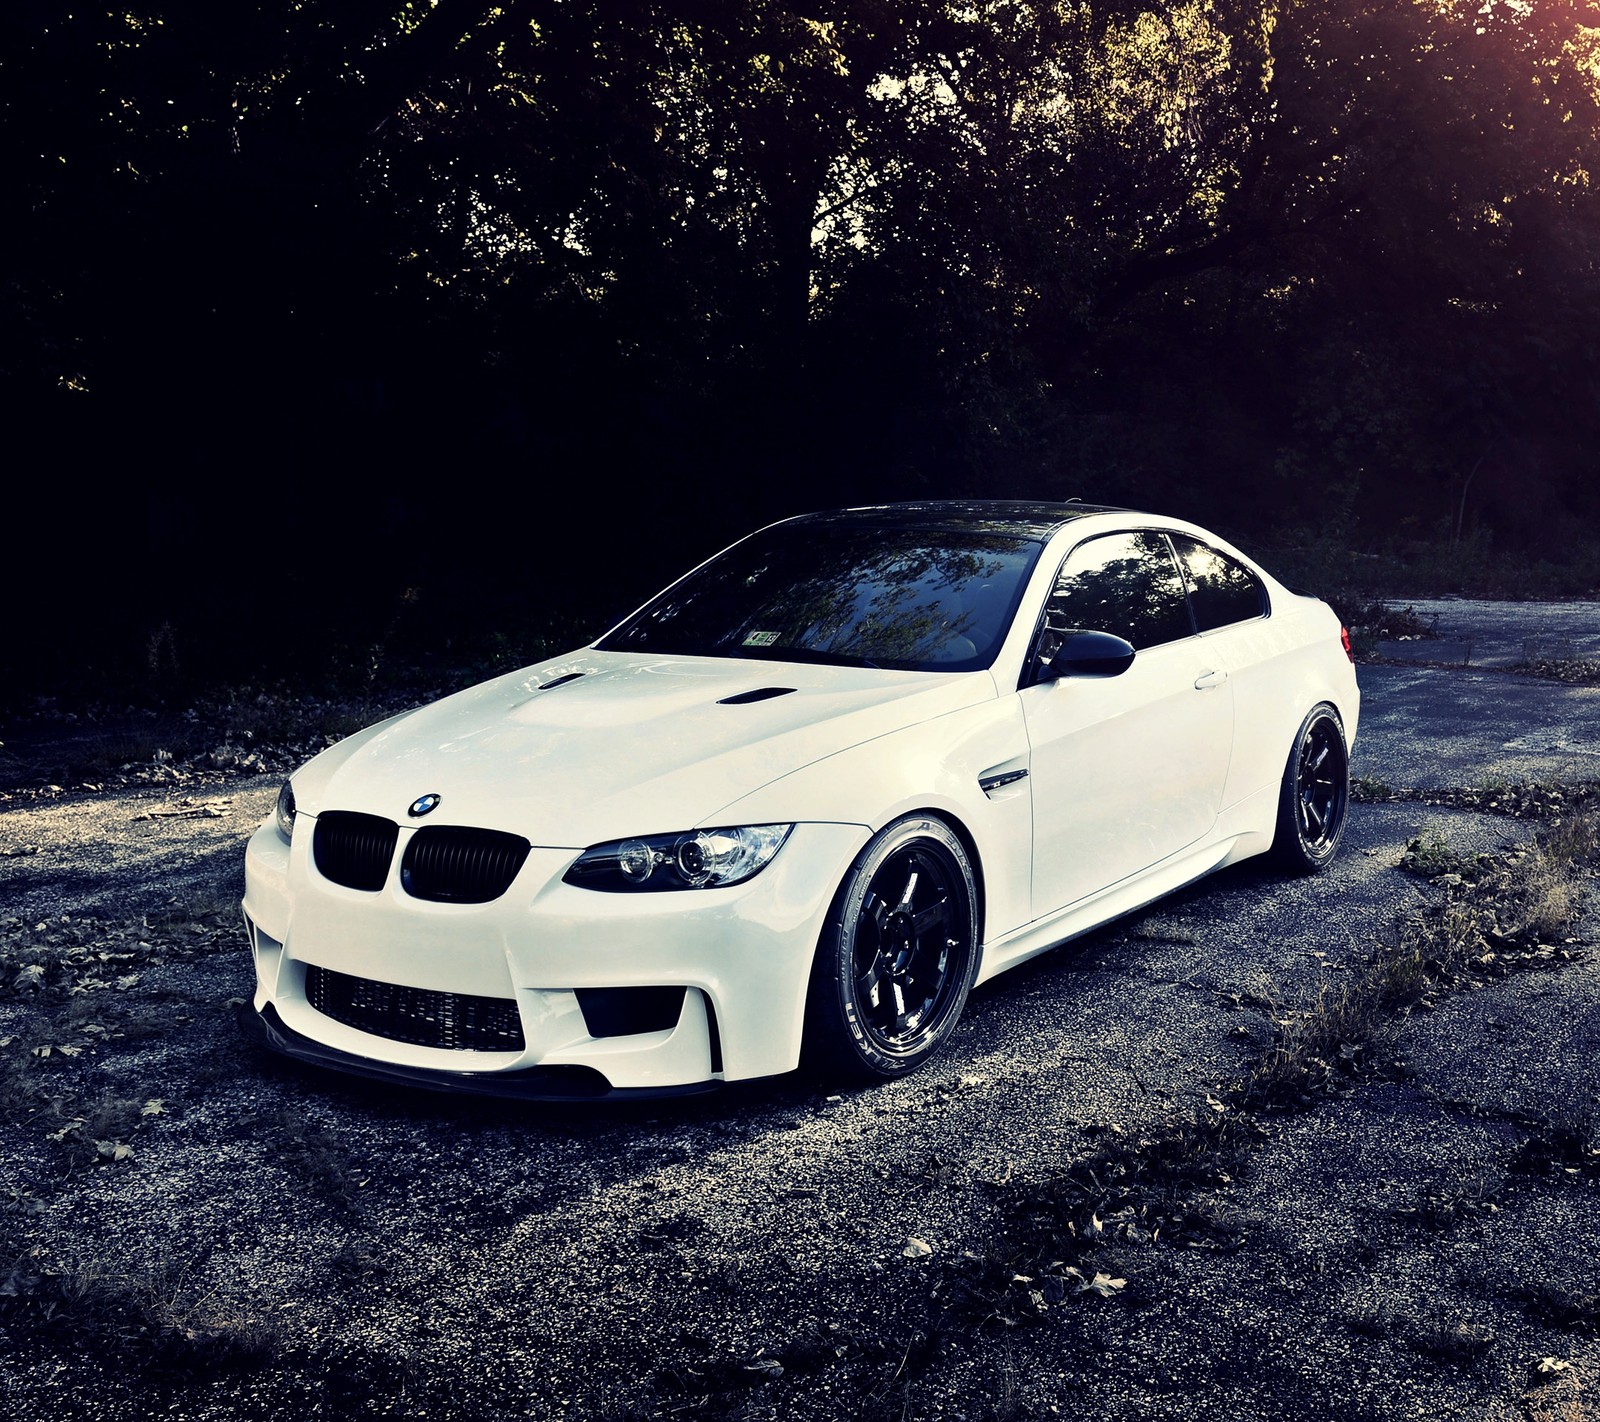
(292, 651, 996, 847)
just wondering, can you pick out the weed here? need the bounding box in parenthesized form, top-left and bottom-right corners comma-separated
(1521, 1367, 1590, 1422)
(1345, 1299, 1399, 1340)
(1351, 775, 1394, 801)
(329, 1241, 388, 1284)
(1384, 604, 1441, 639)
(1398, 898, 1487, 987)
(1389, 1171, 1504, 1230)
(83, 1092, 145, 1143)
(1513, 658, 1600, 686)
(1540, 814, 1600, 869)
(1243, 980, 1387, 1109)
(1510, 1113, 1600, 1179)
(62, 998, 176, 1045)
(1391, 779, 1600, 820)
(1511, 1281, 1600, 1332)
(143, 888, 239, 930)
(1347, 1299, 1495, 1366)
(1410, 1313, 1495, 1365)
(938, 1100, 1253, 1331)
(2, 1246, 283, 1372)
(1517, 856, 1582, 940)
(1400, 828, 1464, 879)
(1391, 810, 1595, 984)
(43, 1088, 162, 1168)
(252, 1108, 364, 1209)
(0, 1049, 67, 1129)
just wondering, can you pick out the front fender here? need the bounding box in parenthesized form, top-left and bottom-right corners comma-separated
(709, 689, 1034, 946)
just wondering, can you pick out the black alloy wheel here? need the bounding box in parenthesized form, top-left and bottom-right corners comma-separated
(806, 815, 979, 1078)
(1271, 703, 1350, 873)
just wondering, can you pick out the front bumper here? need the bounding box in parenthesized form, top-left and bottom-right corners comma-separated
(242, 815, 870, 1094)
(241, 1002, 723, 1100)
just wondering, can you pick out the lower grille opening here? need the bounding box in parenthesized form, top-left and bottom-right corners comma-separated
(575, 986, 686, 1039)
(305, 965, 525, 1052)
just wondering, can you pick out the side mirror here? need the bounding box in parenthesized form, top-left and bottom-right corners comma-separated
(1041, 630, 1136, 680)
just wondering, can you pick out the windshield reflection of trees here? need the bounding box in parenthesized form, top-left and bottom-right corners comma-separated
(1046, 533, 1194, 650)
(602, 530, 1036, 670)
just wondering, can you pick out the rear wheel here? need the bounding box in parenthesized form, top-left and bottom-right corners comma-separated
(804, 814, 979, 1080)
(1271, 704, 1350, 873)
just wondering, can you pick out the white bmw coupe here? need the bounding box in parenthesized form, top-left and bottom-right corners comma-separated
(243, 501, 1358, 1098)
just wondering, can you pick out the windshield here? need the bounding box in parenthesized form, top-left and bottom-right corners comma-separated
(597, 522, 1044, 672)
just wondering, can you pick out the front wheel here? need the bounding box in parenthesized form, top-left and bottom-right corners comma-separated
(1270, 703, 1350, 873)
(804, 814, 979, 1080)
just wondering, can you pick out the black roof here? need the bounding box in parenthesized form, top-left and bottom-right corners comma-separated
(789, 500, 1126, 541)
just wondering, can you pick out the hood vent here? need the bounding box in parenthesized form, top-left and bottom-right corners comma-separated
(538, 672, 586, 691)
(717, 687, 796, 705)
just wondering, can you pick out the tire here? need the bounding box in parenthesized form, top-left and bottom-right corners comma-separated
(804, 814, 980, 1080)
(1270, 703, 1350, 874)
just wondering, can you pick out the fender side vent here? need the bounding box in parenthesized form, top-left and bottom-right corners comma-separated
(979, 769, 1029, 797)
(717, 687, 796, 705)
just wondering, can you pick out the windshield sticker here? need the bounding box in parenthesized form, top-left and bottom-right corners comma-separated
(742, 630, 780, 647)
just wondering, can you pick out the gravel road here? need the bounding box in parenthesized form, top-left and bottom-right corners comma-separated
(1, 601, 1597, 1422)
(1374, 597, 1600, 667)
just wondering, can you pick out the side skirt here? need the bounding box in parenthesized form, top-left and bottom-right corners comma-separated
(974, 832, 1253, 987)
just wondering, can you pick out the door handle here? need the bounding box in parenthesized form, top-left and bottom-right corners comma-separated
(1193, 669, 1227, 691)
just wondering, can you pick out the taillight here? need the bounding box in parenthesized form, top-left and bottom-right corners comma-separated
(1340, 625, 1354, 663)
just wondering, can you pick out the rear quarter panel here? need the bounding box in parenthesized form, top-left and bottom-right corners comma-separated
(1218, 592, 1359, 811)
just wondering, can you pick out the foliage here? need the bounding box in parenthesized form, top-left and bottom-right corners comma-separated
(6, 0, 1599, 694)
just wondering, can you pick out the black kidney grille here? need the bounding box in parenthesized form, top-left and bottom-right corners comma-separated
(304, 965, 525, 1052)
(313, 812, 399, 891)
(401, 826, 531, 903)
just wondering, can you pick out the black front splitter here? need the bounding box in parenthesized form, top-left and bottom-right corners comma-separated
(240, 1003, 725, 1102)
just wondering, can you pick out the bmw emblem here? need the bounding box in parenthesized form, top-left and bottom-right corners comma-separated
(408, 793, 442, 818)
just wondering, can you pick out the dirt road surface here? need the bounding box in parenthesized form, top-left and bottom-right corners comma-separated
(1, 601, 1597, 1422)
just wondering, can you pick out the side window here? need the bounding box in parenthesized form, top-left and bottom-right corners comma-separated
(1171, 534, 1267, 632)
(1042, 532, 1194, 652)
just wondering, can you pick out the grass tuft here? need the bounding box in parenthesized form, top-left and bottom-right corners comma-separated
(1, 1248, 285, 1373)
(1380, 779, 1600, 821)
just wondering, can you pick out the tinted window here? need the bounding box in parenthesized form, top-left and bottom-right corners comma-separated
(1171, 535, 1267, 632)
(598, 523, 1043, 672)
(1042, 532, 1194, 651)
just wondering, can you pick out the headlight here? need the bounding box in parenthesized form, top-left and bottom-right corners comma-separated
(274, 781, 297, 842)
(563, 824, 792, 892)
